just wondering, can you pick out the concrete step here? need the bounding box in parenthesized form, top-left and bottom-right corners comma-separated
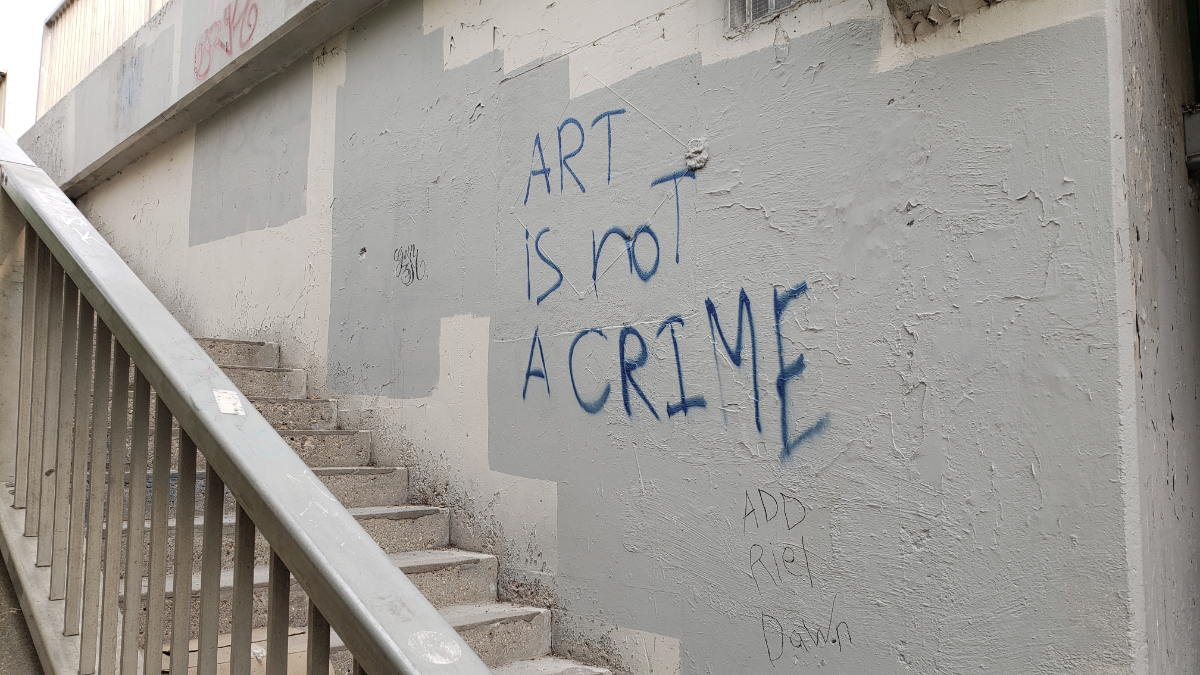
(119, 429, 372, 470)
(121, 505, 449, 574)
(221, 365, 307, 399)
(279, 430, 372, 467)
(151, 468, 406, 519)
(310, 467, 407, 507)
(145, 548, 498, 638)
(386, 549, 497, 608)
(437, 603, 552, 669)
(350, 505, 448, 552)
(177, 602, 559, 674)
(250, 397, 337, 430)
(122, 398, 336, 432)
(196, 338, 280, 368)
(492, 656, 612, 675)
(329, 603, 551, 671)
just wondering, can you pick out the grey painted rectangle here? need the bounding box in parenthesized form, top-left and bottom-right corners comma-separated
(189, 58, 311, 246)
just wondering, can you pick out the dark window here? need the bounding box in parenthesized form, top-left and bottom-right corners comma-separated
(731, 0, 795, 29)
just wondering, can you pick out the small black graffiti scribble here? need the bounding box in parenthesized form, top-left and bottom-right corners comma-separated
(394, 245, 426, 286)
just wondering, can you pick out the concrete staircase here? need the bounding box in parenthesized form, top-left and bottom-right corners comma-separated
(181, 338, 607, 675)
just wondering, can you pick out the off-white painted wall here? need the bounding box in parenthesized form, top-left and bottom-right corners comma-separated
(75, 35, 345, 392)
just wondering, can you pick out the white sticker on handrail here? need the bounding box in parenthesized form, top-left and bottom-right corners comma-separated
(213, 389, 246, 415)
(408, 631, 462, 665)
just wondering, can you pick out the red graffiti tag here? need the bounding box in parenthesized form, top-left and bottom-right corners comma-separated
(194, 0, 259, 81)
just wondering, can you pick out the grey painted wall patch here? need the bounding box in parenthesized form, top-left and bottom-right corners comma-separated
(189, 57, 312, 246)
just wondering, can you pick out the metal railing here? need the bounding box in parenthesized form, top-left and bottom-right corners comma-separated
(0, 130, 489, 674)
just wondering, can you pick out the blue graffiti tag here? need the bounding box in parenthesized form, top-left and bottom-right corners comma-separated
(619, 326, 660, 420)
(774, 283, 830, 461)
(706, 289, 762, 432)
(570, 328, 611, 414)
(657, 316, 707, 418)
(534, 228, 563, 304)
(650, 168, 696, 264)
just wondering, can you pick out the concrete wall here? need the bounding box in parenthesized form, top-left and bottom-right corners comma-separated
(34, 0, 1199, 671)
(1119, 0, 1200, 671)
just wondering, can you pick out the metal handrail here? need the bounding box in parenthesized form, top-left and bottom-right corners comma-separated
(0, 127, 489, 675)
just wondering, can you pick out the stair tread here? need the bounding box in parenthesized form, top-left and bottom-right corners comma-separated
(322, 602, 552, 651)
(121, 504, 439, 531)
(152, 547, 492, 597)
(278, 429, 367, 436)
(195, 466, 399, 475)
(437, 602, 549, 630)
(198, 338, 274, 346)
(220, 365, 305, 373)
(387, 548, 495, 573)
(349, 504, 443, 519)
(248, 396, 335, 402)
(492, 656, 612, 675)
(196, 338, 280, 368)
(310, 466, 399, 476)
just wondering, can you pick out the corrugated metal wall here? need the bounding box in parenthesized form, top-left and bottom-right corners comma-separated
(36, 0, 166, 118)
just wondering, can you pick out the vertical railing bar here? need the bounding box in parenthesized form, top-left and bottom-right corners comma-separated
(230, 505, 255, 675)
(49, 277, 79, 597)
(120, 368, 150, 674)
(36, 258, 65, 563)
(63, 297, 94, 636)
(97, 341, 130, 675)
(142, 396, 172, 675)
(266, 550, 290, 675)
(25, 240, 52, 536)
(197, 466, 224, 675)
(351, 657, 367, 675)
(78, 321, 111, 674)
(14, 225, 37, 509)
(169, 433, 198, 675)
(306, 600, 330, 675)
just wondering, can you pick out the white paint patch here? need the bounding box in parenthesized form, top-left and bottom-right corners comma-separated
(424, 0, 881, 96)
(614, 627, 681, 675)
(876, 0, 1104, 71)
(340, 314, 559, 600)
(407, 630, 462, 665)
(213, 389, 246, 415)
(426, 0, 1105, 101)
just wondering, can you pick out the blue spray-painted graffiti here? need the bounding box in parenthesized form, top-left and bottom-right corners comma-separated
(519, 108, 828, 460)
(570, 328, 611, 414)
(523, 325, 550, 399)
(592, 227, 633, 298)
(657, 316, 707, 418)
(775, 283, 830, 462)
(558, 118, 586, 194)
(591, 109, 627, 183)
(589, 224, 662, 297)
(707, 289, 762, 433)
(650, 169, 697, 264)
(619, 326, 660, 420)
(524, 133, 552, 205)
(534, 228, 563, 305)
